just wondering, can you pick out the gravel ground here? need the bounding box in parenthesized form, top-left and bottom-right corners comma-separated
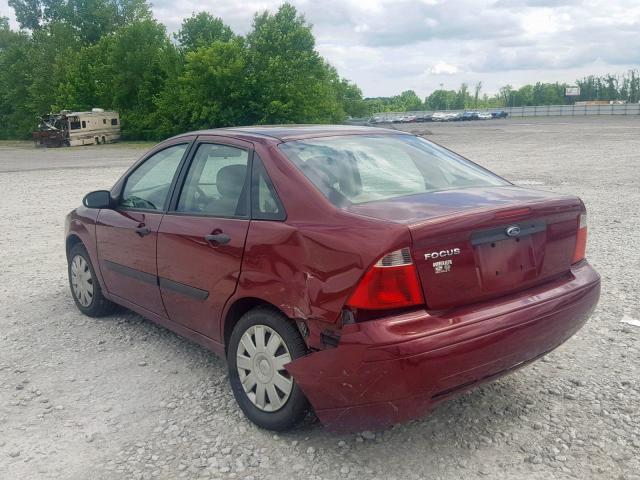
(1, 116, 639, 480)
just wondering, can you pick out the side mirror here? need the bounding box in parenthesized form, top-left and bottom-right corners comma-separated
(83, 190, 112, 209)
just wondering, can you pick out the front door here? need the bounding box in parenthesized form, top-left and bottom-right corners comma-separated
(97, 142, 190, 315)
(157, 140, 252, 339)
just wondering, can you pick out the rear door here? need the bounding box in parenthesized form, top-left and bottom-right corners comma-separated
(96, 140, 192, 315)
(156, 137, 252, 339)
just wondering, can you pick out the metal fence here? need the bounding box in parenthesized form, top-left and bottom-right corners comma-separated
(349, 103, 640, 124)
(497, 103, 640, 117)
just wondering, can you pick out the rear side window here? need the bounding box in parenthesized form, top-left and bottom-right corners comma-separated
(251, 154, 285, 220)
(278, 135, 508, 206)
(120, 144, 187, 211)
(177, 143, 249, 218)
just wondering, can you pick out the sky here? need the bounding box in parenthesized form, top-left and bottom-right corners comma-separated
(1, 0, 639, 98)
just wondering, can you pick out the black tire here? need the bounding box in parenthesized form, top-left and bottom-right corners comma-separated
(68, 243, 117, 317)
(228, 307, 309, 431)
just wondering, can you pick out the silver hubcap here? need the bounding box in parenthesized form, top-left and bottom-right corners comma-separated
(236, 325, 293, 412)
(70, 255, 94, 307)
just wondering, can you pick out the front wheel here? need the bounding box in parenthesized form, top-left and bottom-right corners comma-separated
(68, 243, 117, 317)
(227, 307, 309, 431)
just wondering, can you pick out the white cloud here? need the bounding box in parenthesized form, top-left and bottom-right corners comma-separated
(429, 61, 459, 75)
(1, 0, 639, 97)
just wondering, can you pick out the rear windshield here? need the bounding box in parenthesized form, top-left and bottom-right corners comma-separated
(278, 134, 509, 206)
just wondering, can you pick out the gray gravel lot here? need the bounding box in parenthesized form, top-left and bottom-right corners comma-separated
(1, 116, 639, 480)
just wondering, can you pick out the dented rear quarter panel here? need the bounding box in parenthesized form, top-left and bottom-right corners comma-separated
(227, 142, 413, 348)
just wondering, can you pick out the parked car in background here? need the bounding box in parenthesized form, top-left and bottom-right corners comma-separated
(441, 112, 457, 121)
(371, 115, 395, 124)
(478, 112, 493, 120)
(491, 110, 509, 118)
(432, 111, 448, 122)
(462, 111, 480, 121)
(66, 125, 600, 432)
(393, 115, 416, 123)
(415, 113, 433, 122)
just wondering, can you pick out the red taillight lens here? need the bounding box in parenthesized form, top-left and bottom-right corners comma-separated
(572, 213, 587, 264)
(347, 248, 424, 310)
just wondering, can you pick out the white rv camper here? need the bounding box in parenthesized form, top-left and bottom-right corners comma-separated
(66, 109, 121, 146)
(34, 108, 121, 147)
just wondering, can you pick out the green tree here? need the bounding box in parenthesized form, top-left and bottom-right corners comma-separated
(155, 39, 249, 136)
(397, 90, 423, 111)
(7, 0, 43, 31)
(453, 83, 468, 109)
(27, 22, 81, 116)
(625, 70, 640, 102)
(474, 81, 482, 108)
(105, 19, 177, 137)
(603, 74, 618, 101)
(362, 98, 387, 114)
(499, 85, 514, 107)
(3, 1, 364, 139)
(176, 12, 234, 51)
(8, 0, 151, 43)
(424, 89, 457, 110)
(0, 22, 33, 137)
(363, 90, 423, 113)
(244, 3, 343, 124)
(55, 18, 177, 138)
(333, 77, 368, 117)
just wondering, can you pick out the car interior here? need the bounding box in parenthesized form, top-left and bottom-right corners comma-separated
(177, 144, 249, 217)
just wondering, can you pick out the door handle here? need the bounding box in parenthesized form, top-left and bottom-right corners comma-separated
(204, 233, 230, 246)
(135, 225, 151, 237)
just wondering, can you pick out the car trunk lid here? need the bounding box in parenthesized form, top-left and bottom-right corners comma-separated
(346, 186, 583, 310)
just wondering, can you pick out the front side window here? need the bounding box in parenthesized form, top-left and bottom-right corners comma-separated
(177, 144, 249, 217)
(120, 144, 187, 211)
(279, 135, 509, 206)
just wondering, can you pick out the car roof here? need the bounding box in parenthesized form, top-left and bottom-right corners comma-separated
(174, 124, 410, 143)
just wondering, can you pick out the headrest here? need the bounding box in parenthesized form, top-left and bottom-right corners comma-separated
(303, 154, 361, 197)
(216, 164, 246, 198)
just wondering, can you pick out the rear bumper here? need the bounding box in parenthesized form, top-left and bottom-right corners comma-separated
(287, 261, 600, 432)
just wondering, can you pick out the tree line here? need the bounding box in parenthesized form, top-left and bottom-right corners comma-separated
(1, 1, 638, 139)
(377, 71, 640, 113)
(0, 0, 367, 139)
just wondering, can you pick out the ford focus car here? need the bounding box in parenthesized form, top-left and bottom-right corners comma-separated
(65, 125, 600, 431)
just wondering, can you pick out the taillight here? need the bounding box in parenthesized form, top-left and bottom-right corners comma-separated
(572, 213, 587, 264)
(346, 248, 424, 310)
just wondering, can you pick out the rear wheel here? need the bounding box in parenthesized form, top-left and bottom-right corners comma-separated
(68, 243, 117, 317)
(228, 307, 309, 430)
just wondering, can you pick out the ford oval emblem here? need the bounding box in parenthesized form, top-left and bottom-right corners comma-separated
(506, 225, 521, 237)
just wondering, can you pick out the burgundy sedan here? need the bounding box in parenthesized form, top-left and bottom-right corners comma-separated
(65, 126, 600, 431)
